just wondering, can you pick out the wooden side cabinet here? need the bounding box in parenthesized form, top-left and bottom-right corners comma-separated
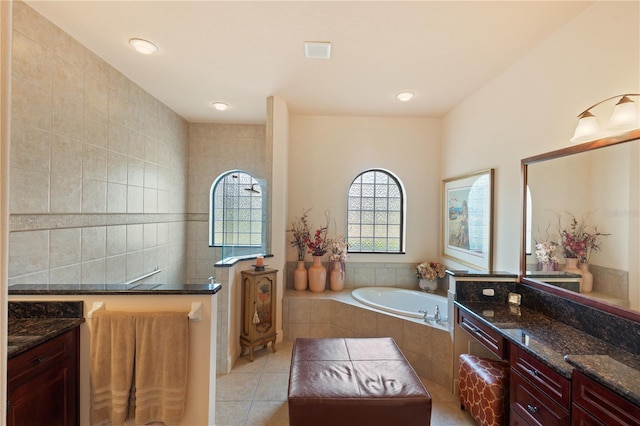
(240, 268, 278, 361)
(7, 328, 80, 426)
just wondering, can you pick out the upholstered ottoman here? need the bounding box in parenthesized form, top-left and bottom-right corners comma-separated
(459, 353, 510, 426)
(288, 337, 432, 426)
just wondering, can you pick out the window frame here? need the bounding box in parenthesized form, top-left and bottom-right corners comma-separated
(346, 168, 406, 254)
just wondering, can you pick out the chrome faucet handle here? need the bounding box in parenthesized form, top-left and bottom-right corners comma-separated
(418, 309, 428, 321)
(434, 305, 441, 323)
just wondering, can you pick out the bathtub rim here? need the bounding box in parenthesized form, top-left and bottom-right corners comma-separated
(351, 286, 449, 328)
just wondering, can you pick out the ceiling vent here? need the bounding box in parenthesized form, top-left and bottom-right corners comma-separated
(304, 41, 331, 59)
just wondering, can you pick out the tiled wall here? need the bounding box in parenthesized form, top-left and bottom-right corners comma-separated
(186, 123, 267, 285)
(8, 1, 188, 285)
(282, 292, 454, 389)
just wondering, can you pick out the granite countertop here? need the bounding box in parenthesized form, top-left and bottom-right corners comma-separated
(446, 269, 518, 278)
(8, 301, 85, 359)
(8, 282, 222, 295)
(455, 301, 640, 406)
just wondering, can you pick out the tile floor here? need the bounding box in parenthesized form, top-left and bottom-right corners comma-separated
(215, 341, 476, 426)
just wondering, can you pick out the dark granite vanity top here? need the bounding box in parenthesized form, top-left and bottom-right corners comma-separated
(446, 269, 518, 279)
(455, 301, 640, 406)
(8, 282, 222, 295)
(8, 301, 85, 359)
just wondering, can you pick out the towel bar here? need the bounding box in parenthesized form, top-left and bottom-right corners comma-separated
(125, 267, 161, 286)
(86, 301, 203, 321)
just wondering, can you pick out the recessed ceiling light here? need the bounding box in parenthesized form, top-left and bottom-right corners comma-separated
(211, 102, 229, 111)
(396, 92, 414, 102)
(304, 41, 331, 59)
(129, 38, 158, 55)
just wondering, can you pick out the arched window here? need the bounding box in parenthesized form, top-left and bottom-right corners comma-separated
(210, 170, 264, 249)
(347, 169, 405, 253)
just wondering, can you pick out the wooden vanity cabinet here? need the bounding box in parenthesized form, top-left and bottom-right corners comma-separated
(458, 309, 508, 359)
(510, 345, 571, 426)
(7, 328, 79, 426)
(571, 370, 640, 426)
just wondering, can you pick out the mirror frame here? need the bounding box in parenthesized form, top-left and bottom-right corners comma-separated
(520, 128, 640, 323)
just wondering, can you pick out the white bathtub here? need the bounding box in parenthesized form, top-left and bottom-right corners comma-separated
(351, 287, 448, 323)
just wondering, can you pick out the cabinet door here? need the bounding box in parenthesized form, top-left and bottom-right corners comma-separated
(7, 356, 75, 426)
(571, 403, 605, 426)
(572, 370, 640, 426)
(7, 329, 79, 426)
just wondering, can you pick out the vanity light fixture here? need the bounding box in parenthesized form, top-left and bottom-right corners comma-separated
(571, 93, 640, 143)
(211, 102, 229, 111)
(396, 92, 414, 102)
(129, 38, 158, 55)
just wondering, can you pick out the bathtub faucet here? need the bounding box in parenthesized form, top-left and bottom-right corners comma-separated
(418, 309, 428, 323)
(433, 305, 441, 324)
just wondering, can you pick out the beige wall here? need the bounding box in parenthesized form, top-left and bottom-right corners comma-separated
(8, 1, 189, 286)
(287, 115, 442, 264)
(441, 1, 640, 274)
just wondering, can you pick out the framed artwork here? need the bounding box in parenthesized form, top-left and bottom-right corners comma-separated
(442, 168, 494, 271)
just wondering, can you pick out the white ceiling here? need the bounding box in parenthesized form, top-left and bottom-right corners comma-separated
(26, 1, 593, 124)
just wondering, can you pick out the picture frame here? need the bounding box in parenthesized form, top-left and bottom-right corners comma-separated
(442, 168, 494, 271)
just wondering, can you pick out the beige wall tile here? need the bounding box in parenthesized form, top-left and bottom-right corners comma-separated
(50, 228, 81, 268)
(9, 230, 49, 276)
(12, 77, 51, 130)
(51, 134, 82, 177)
(309, 299, 332, 324)
(84, 50, 109, 83)
(143, 188, 158, 213)
(83, 144, 107, 181)
(144, 163, 158, 189)
(331, 302, 355, 330)
(81, 258, 106, 284)
(10, 168, 49, 213)
(50, 264, 81, 285)
(108, 121, 128, 154)
(288, 299, 310, 324)
(126, 224, 143, 252)
(126, 250, 145, 281)
(82, 179, 106, 212)
(143, 223, 157, 249)
(107, 151, 128, 184)
(127, 157, 144, 187)
(50, 174, 82, 213)
(11, 123, 50, 171)
(377, 313, 404, 346)
(107, 182, 127, 213)
(106, 255, 127, 283)
(12, 30, 52, 89)
(82, 226, 106, 261)
(52, 96, 83, 140)
(12, 1, 58, 49)
(354, 307, 377, 336)
(52, 26, 84, 69)
(127, 185, 143, 213)
(52, 55, 82, 104)
(106, 225, 127, 257)
(84, 75, 108, 117)
(108, 89, 130, 127)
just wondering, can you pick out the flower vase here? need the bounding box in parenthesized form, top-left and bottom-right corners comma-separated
(308, 256, 326, 293)
(293, 260, 308, 291)
(330, 261, 345, 292)
(419, 279, 437, 293)
(537, 261, 557, 272)
(578, 262, 593, 293)
(563, 257, 583, 289)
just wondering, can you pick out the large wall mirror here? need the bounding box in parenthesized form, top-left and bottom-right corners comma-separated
(520, 129, 640, 322)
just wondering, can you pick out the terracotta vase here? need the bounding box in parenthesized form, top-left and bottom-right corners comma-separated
(308, 256, 326, 293)
(578, 262, 593, 293)
(293, 260, 308, 291)
(330, 261, 345, 292)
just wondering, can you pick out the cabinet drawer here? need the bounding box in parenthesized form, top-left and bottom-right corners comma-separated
(572, 370, 640, 426)
(571, 403, 605, 426)
(511, 370, 570, 426)
(510, 345, 571, 410)
(7, 330, 75, 390)
(458, 309, 506, 359)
